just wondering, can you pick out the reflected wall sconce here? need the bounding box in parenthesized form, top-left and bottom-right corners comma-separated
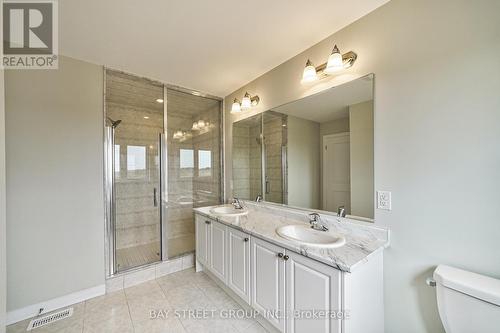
(301, 44, 357, 84)
(231, 92, 260, 113)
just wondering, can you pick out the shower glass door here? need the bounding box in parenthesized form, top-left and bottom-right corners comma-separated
(106, 70, 164, 273)
(165, 88, 222, 258)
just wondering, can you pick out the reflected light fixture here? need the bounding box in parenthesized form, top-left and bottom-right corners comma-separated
(197, 120, 206, 129)
(156, 98, 164, 103)
(231, 93, 260, 113)
(241, 92, 252, 110)
(192, 121, 199, 130)
(143, 116, 150, 119)
(231, 99, 242, 113)
(301, 43, 357, 84)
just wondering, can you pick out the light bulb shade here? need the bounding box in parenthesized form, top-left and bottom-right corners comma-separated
(173, 130, 183, 139)
(192, 122, 199, 130)
(325, 45, 344, 73)
(231, 99, 241, 113)
(197, 120, 205, 128)
(241, 92, 252, 110)
(301, 59, 318, 83)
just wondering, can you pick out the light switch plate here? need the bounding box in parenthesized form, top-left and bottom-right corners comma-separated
(377, 191, 392, 210)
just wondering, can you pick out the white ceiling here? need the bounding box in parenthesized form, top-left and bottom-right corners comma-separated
(273, 75, 373, 123)
(60, 0, 388, 97)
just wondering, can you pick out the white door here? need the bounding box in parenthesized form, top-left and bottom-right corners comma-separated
(195, 215, 211, 266)
(209, 220, 227, 282)
(286, 251, 342, 333)
(227, 228, 251, 303)
(323, 133, 350, 213)
(251, 237, 286, 332)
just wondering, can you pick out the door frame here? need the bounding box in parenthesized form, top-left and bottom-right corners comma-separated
(322, 132, 350, 211)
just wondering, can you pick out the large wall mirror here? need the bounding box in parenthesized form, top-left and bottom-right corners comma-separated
(232, 74, 374, 221)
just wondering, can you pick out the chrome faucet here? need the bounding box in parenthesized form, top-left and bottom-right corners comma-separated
(231, 198, 244, 210)
(255, 195, 263, 203)
(308, 213, 329, 231)
(337, 206, 346, 218)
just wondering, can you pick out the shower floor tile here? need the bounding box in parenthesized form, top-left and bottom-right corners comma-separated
(116, 242, 161, 271)
(7, 268, 270, 333)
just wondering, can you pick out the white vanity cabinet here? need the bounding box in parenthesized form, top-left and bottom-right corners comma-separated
(195, 215, 228, 283)
(250, 236, 286, 332)
(195, 215, 211, 266)
(194, 213, 384, 333)
(209, 219, 228, 282)
(227, 227, 251, 303)
(285, 251, 341, 333)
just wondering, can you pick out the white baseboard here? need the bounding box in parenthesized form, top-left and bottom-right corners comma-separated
(6, 284, 105, 326)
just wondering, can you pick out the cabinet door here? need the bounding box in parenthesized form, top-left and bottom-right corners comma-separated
(251, 237, 285, 332)
(195, 215, 211, 266)
(227, 227, 251, 303)
(286, 251, 341, 333)
(209, 220, 227, 282)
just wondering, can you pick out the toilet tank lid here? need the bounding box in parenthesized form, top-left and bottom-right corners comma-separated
(434, 265, 500, 306)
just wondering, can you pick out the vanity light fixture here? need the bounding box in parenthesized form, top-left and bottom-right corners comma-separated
(192, 122, 199, 130)
(301, 44, 357, 84)
(231, 93, 260, 113)
(156, 98, 164, 103)
(301, 59, 318, 84)
(197, 120, 206, 129)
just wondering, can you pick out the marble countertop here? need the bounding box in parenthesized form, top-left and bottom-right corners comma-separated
(194, 202, 389, 273)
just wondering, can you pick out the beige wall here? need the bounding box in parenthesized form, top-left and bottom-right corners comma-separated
(0, 68, 6, 333)
(5, 57, 105, 311)
(349, 101, 374, 218)
(224, 0, 500, 332)
(287, 115, 320, 209)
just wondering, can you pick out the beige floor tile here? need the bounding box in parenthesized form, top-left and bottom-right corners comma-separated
(133, 317, 186, 333)
(179, 318, 237, 333)
(241, 321, 269, 333)
(124, 279, 165, 302)
(127, 298, 173, 322)
(82, 316, 134, 333)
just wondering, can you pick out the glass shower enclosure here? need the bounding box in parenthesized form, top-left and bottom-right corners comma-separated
(104, 69, 223, 275)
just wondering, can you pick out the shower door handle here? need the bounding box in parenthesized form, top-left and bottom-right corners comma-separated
(153, 187, 158, 207)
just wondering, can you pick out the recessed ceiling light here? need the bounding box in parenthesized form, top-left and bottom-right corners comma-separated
(156, 98, 164, 103)
(144, 116, 149, 119)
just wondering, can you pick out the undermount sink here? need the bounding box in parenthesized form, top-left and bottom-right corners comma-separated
(210, 205, 249, 217)
(276, 225, 346, 248)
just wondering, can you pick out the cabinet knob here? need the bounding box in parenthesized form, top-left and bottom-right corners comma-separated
(283, 255, 289, 261)
(244, 237, 249, 242)
(277, 252, 284, 258)
(205, 220, 211, 224)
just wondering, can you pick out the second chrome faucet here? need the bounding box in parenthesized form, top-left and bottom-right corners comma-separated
(308, 213, 329, 231)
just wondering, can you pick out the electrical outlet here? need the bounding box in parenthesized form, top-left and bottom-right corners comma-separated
(377, 191, 392, 210)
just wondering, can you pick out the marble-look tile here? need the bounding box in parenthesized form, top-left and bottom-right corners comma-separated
(83, 314, 134, 333)
(133, 317, 186, 333)
(182, 253, 195, 269)
(7, 268, 269, 333)
(179, 318, 237, 333)
(105, 275, 124, 292)
(155, 260, 173, 278)
(127, 298, 173, 322)
(123, 265, 156, 288)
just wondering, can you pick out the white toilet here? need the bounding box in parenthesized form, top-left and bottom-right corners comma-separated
(433, 265, 500, 333)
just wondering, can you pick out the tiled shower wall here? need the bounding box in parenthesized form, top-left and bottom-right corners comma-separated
(232, 120, 262, 200)
(263, 112, 286, 204)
